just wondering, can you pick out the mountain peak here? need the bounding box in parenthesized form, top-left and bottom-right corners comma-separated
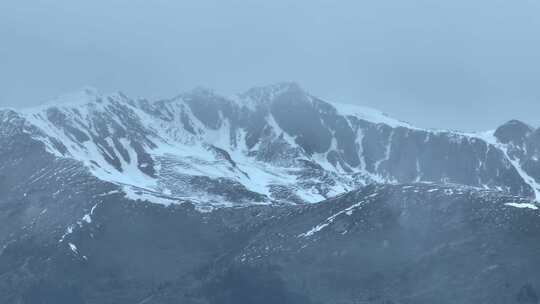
(45, 86, 101, 106)
(252, 81, 303, 93)
(185, 86, 218, 98)
(494, 119, 533, 144)
(240, 82, 305, 103)
(19, 87, 133, 117)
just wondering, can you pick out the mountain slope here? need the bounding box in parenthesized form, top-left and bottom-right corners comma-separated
(2, 83, 540, 303)
(2, 83, 539, 210)
(2, 183, 540, 303)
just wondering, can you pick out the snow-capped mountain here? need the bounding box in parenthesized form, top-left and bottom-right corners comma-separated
(2, 82, 539, 210)
(3, 83, 540, 303)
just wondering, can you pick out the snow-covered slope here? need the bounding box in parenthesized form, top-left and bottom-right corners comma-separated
(4, 82, 540, 209)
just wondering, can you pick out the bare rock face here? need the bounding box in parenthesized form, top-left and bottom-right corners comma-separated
(494, 120, 533, 145)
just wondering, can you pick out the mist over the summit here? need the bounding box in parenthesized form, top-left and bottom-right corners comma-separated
(1, 0, 540, 130)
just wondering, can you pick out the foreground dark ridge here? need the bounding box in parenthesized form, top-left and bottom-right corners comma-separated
(1, 183, 539, 303)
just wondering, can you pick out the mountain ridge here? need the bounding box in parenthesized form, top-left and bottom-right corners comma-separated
(2, 83, 540, 303)
(1, 83, 539, 209)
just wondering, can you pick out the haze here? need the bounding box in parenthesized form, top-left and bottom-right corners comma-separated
(1, 0, 539, 131)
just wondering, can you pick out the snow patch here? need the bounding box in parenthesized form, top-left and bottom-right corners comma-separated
(505, 202, 539, 210)
(68, 243, 78, 253)
(331, 102, 416, 129)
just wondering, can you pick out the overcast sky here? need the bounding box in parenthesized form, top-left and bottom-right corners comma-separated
(1, 0, 539, 131)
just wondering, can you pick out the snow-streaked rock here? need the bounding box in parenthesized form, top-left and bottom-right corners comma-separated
(2, 82, 539, 209)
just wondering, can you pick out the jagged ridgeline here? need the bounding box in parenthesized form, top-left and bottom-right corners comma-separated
(1, 83, 540, 304)
(2, 83, 540, 210)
